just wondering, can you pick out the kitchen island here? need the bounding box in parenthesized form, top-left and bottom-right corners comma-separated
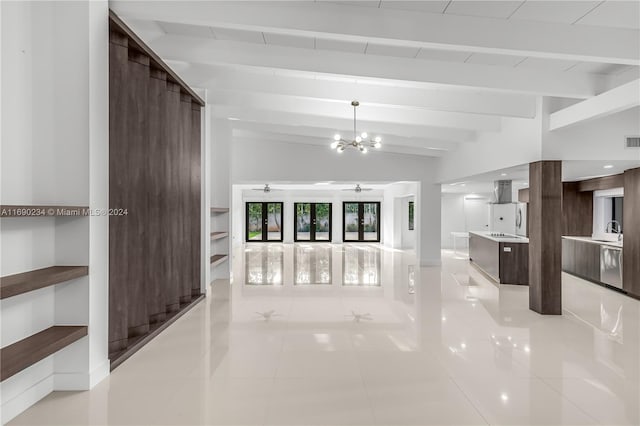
(469, 231, 529, 285)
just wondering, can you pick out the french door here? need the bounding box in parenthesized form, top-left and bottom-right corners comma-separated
(294, 203, 332, 242)
(343, 202, 381, 242)
(245, 202, 283, 242)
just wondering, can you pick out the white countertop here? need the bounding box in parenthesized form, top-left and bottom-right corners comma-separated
(469, 231, 529, 244)
(562, 236, 623, 248)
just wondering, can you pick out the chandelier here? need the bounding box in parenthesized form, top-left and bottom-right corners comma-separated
(330, 101, 382, 154)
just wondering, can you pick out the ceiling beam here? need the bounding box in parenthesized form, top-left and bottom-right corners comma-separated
(233, 134, 445, 157)
(232, 126, 458, 151)
(549, 79, 640, 131)
(149, 34, 600, 98)
(210, 89, 502, 131)
(111, 1, 639, 66)
(187, 65, 536, 119)
(213, 106, 476, 142)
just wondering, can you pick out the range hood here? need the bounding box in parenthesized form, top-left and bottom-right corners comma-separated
(492, 180, 512, 204)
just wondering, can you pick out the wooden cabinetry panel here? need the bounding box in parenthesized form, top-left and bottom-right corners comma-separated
(623, 168, 640, 297)
(469, 234, 499, 281)
(499, 243, 529, 285)
(574, 240, 600, 282)
(561, 238, 575, 275)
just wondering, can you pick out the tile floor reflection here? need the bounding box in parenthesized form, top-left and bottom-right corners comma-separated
(9, 246, 640, 425)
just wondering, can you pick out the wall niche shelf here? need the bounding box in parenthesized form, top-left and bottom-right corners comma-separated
(211, 232, 228, 240)
(210, 207, 229, 214)
(1, 266, 89, 300)
(0, 205, 89, 217)
(1, 326, 88, 381)
(210, 254, 228, 267)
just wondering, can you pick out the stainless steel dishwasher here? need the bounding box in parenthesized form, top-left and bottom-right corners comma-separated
(600, 245, 623, 289)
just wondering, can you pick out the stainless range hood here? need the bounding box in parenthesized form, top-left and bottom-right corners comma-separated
(492, 180, 512, 204)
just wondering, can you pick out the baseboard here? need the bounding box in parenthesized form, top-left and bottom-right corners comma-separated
(421, 259, 442, 267)
(1, 375, 54, 424)
(53, 360, 110, 390)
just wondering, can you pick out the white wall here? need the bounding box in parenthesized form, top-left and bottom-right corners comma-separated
(1, 2, 109, 422)
(440, 193, 491, 249)
(231, 137, 441, 265)
(438, 104, 543, 183)
(541, 105, 640, 161)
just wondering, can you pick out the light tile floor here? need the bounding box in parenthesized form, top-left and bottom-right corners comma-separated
(9, 245, 640, 425)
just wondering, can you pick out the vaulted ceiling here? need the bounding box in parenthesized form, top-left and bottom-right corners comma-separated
(112, 0, 640, 157)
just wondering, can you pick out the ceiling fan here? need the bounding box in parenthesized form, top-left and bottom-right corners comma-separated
(342, 184, 373, 193)
(251, 184, 281, 193)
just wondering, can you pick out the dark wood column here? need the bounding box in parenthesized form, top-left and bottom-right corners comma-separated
(529, 161, 562, 315)
(623, 167, 640, 297)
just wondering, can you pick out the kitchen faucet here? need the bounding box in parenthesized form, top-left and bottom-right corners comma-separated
(605, 220, 622, 241)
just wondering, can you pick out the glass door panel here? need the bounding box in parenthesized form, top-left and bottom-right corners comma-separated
(343, 203, 360, 242)
(294, 202, 332, 242)
(343, 202, 380, 242)
(246, 202, 263, 241)
(295, 203, 311, 241)
(267, 203, 282, 241)
(363, 202, 379, 241)
(246, 202, 283, 242)
(315, 203, 331, 241)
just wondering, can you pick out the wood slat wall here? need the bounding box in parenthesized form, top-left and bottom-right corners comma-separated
(108, 17, 202, 363)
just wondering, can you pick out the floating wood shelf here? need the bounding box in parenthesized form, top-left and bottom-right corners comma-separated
(210, 207, 229, 214)
(1, 326, 88, 381)
(211, 232, 228, 240)
(0, 205, 89, 217)
(210, 254, 228, 267)
(1, 266, 89, 300)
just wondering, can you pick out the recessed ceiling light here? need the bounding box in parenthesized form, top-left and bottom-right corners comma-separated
(501, 173, 507, 177)
(604, 164, 614, 169)
(228, 117, 239, 121)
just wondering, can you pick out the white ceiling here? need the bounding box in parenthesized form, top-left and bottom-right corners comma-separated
(112, 0, 640, 158)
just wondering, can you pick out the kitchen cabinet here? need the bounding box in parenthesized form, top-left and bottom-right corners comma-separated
(562, 238, 575, 274)
(575, 240, 600, 282)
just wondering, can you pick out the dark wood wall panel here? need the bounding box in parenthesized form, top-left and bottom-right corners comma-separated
(165, 82, 182, 313)
(529, 161, 562, 315)
(147, 68, 168, 324)
(191, 102, 202, 297)
(562, 182, 593, 236)
(577, 174, 624, 192)
(623, 167, 640, 297)
(179, 93, 193, 304)
(125, 50, 151, 339)
(108, 17, 203, 364)
(108, 31, 129, 354)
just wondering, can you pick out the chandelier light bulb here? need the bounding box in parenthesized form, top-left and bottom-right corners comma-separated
(361, 147, 368, 154)
(374, 136, 382, 143)
(330, 141, 339, 149)
(361, 132, 368, 139)
(333, 134, 341, 141)
(374, 141, 382, 149)
(355, 136, 362, 143)
(337, 146, 345, 153)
